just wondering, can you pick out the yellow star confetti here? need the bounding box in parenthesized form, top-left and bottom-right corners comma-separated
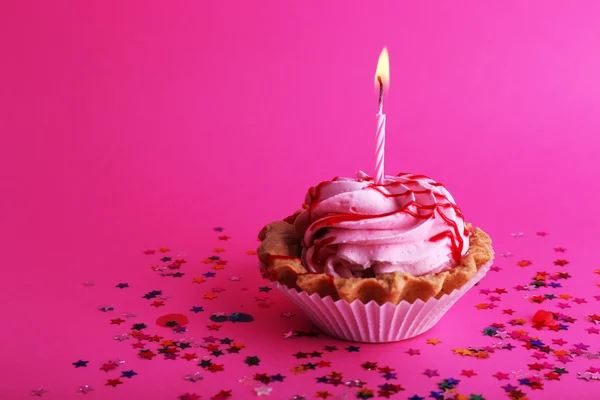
(291, 365, 308, 375)
(553, 349, 569, 357)
(517, 260, 532, 267)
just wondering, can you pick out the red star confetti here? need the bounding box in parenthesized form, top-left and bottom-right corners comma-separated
(178, 394, 200, 400)
(105, 379, 122, 387)
(493, 372, 510, 380)
(461, 370, 477, 378)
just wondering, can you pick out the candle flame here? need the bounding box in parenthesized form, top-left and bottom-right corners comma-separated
(374, 47, 390, 91)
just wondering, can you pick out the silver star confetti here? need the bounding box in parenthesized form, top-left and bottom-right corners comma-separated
(122, 312, 137, 319)
(98, 304, 114, 312)
(238, 376, 253, 385)
(31, 388, 48, 397)
(113, 334, 129, 342)
(511, 370, 527, 379)
(82, 281, 95, 287)
(345, 379, 365, 388)
(578, 372, 592, 381)
(586, 351, 600, 359)
(254, 386, 272, 396)
(184, 372, 203, 383)
(495, 331, 509, 339)
(77, 385, 94, 394)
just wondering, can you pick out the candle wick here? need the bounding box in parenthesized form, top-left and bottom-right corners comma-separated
(377, 76, 384, 112)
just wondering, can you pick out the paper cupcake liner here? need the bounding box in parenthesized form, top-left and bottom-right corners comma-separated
(274, 259, 493, 343)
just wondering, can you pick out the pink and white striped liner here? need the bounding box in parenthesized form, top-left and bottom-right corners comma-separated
(274, 258, 493, 343)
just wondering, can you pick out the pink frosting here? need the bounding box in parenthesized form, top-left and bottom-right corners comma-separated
(293, 171, 470, 278)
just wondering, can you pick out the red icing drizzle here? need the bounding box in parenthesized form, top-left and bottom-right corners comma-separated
(310, 236, 336, 266)
(301, 173, 469, 264)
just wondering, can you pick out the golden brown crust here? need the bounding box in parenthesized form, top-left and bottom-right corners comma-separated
(258, 220, 493, 305)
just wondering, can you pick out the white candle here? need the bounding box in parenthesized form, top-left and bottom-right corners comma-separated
(374, 48, 389, 185)
(375, 90, 386, 185)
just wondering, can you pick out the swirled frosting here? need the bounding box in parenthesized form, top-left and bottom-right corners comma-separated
(293, 171, 470, 278)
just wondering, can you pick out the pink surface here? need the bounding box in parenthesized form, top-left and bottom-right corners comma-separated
(1, 1, 600, 399)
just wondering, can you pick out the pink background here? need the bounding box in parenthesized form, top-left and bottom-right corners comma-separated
(2, 1, 600, 399)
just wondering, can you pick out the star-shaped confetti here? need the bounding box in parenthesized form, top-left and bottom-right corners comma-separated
(105, 378, 122, 387)
(76, 385, 94, 395)
(31, 388, 48, 397)
(244, 356, 260, 366)
(517, 260, 532, 267)
(461, 370, 477, 378)
(178, 393, 201, 400)
(423, 369, 439, 378)
(493, 372, 510, 380)
(406, 348, 420, 356)
(254, 386, 272, 396)
(72, 360, 88, 368)
(121, 370, 137, 378)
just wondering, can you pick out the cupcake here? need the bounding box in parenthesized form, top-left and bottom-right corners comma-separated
(258, 171, 493, 342)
